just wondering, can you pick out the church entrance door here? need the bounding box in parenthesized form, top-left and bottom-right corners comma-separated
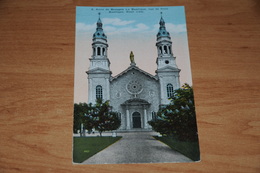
(132, 112, 141, 128)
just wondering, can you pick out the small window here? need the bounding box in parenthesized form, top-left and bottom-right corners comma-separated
(96, 85, 102, 99)
(102, 47, 105, 55)
(164, 45, 168, 54)
(97, 47, 101, 55)
(167, 84, 174, 98)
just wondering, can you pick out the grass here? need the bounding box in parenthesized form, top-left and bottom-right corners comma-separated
(73, 136, 122, 163)
(154, 136, 200, 161)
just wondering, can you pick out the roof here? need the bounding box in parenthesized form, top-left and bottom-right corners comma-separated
(111, 65, 158, 81)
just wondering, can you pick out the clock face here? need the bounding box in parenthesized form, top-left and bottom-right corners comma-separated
(126, 80, 143, 94)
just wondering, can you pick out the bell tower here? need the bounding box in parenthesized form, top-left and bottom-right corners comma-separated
(156, 13, 181, 105)
(87, 13, 111, 104)
(89, 13, 110, 71)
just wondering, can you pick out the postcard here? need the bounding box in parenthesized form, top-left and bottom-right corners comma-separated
(73, 6, 200, 164)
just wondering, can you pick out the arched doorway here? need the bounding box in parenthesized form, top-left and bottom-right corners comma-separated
(132, 112, 141, 128)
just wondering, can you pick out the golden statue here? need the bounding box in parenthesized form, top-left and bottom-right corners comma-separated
(130, 51, 135, 63)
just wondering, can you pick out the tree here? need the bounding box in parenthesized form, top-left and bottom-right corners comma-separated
(73, 99, 121, 136)
(73, 103, 89, 134)
(148, 83, 198, 141)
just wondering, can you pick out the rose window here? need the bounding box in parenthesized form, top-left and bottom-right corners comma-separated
(126, 80, 143, 94)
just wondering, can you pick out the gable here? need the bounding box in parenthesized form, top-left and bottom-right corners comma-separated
(86, 67, 111, 74)
(111, 65, 158, 82)
(156, 66, 181, 73)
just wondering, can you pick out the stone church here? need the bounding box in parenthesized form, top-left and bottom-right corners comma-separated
(86, 15, 180, 130)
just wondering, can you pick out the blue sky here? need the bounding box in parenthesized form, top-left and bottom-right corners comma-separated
(76, 6, 187, 37)
(74, 6, 192, 103)
(76, 6, 186, 24)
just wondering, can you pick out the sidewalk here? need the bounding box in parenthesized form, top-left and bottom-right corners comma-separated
(82, 131, 193, 164)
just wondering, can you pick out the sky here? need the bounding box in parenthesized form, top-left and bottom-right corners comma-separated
(74, 6, 193, 103)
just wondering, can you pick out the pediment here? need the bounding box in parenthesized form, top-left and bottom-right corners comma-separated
(121, 98, 151, 106)
(86, 67, 111, 74)
(111, 65, 158, 81)
(156, 66, 181, 73)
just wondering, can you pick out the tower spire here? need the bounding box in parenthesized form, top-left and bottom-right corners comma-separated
(90, 13, 109, 61)
(97, 12, 101, 27)
(155, 13, 178, 69)
(157, 12, 170, 39)
(93, 13, 107, 40)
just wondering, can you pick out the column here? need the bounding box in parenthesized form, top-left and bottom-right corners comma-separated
(126, 108, 130, 130)
(176, 75, 180, 88)
(106, 78, 110, 100)
(143, 107, 148, 129)
(88, 78, 92, 103)
(160, 80, 164, 104)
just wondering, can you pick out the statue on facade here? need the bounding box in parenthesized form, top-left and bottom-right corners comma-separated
(130, 51, 136, 65)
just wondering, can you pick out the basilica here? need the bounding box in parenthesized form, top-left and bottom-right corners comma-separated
(86, 15, 181, 130)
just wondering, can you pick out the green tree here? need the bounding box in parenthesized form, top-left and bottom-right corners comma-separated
(148, 83, 198, 141)
(73, 103, 88, 134)
(73, 99, 121, 136)
(92, 99, 121, 136)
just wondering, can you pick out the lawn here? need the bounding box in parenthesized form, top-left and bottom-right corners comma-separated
(73, 136, 122, 163)
(154, 136, 200, 161)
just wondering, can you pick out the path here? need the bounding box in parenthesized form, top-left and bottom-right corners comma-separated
(82, 131, 193, 164)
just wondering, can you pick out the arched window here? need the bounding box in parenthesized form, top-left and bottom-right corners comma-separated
(102, 47, 105, 55)
(96, 85, 102, 99)
(93, 47, 96, 56)
(167, 84, 174, 98)
(97, 47, 101, 55)
(164, 45, 168, 54)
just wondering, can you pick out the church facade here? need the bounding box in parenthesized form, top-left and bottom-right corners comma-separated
(86, 15, 181, 130)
